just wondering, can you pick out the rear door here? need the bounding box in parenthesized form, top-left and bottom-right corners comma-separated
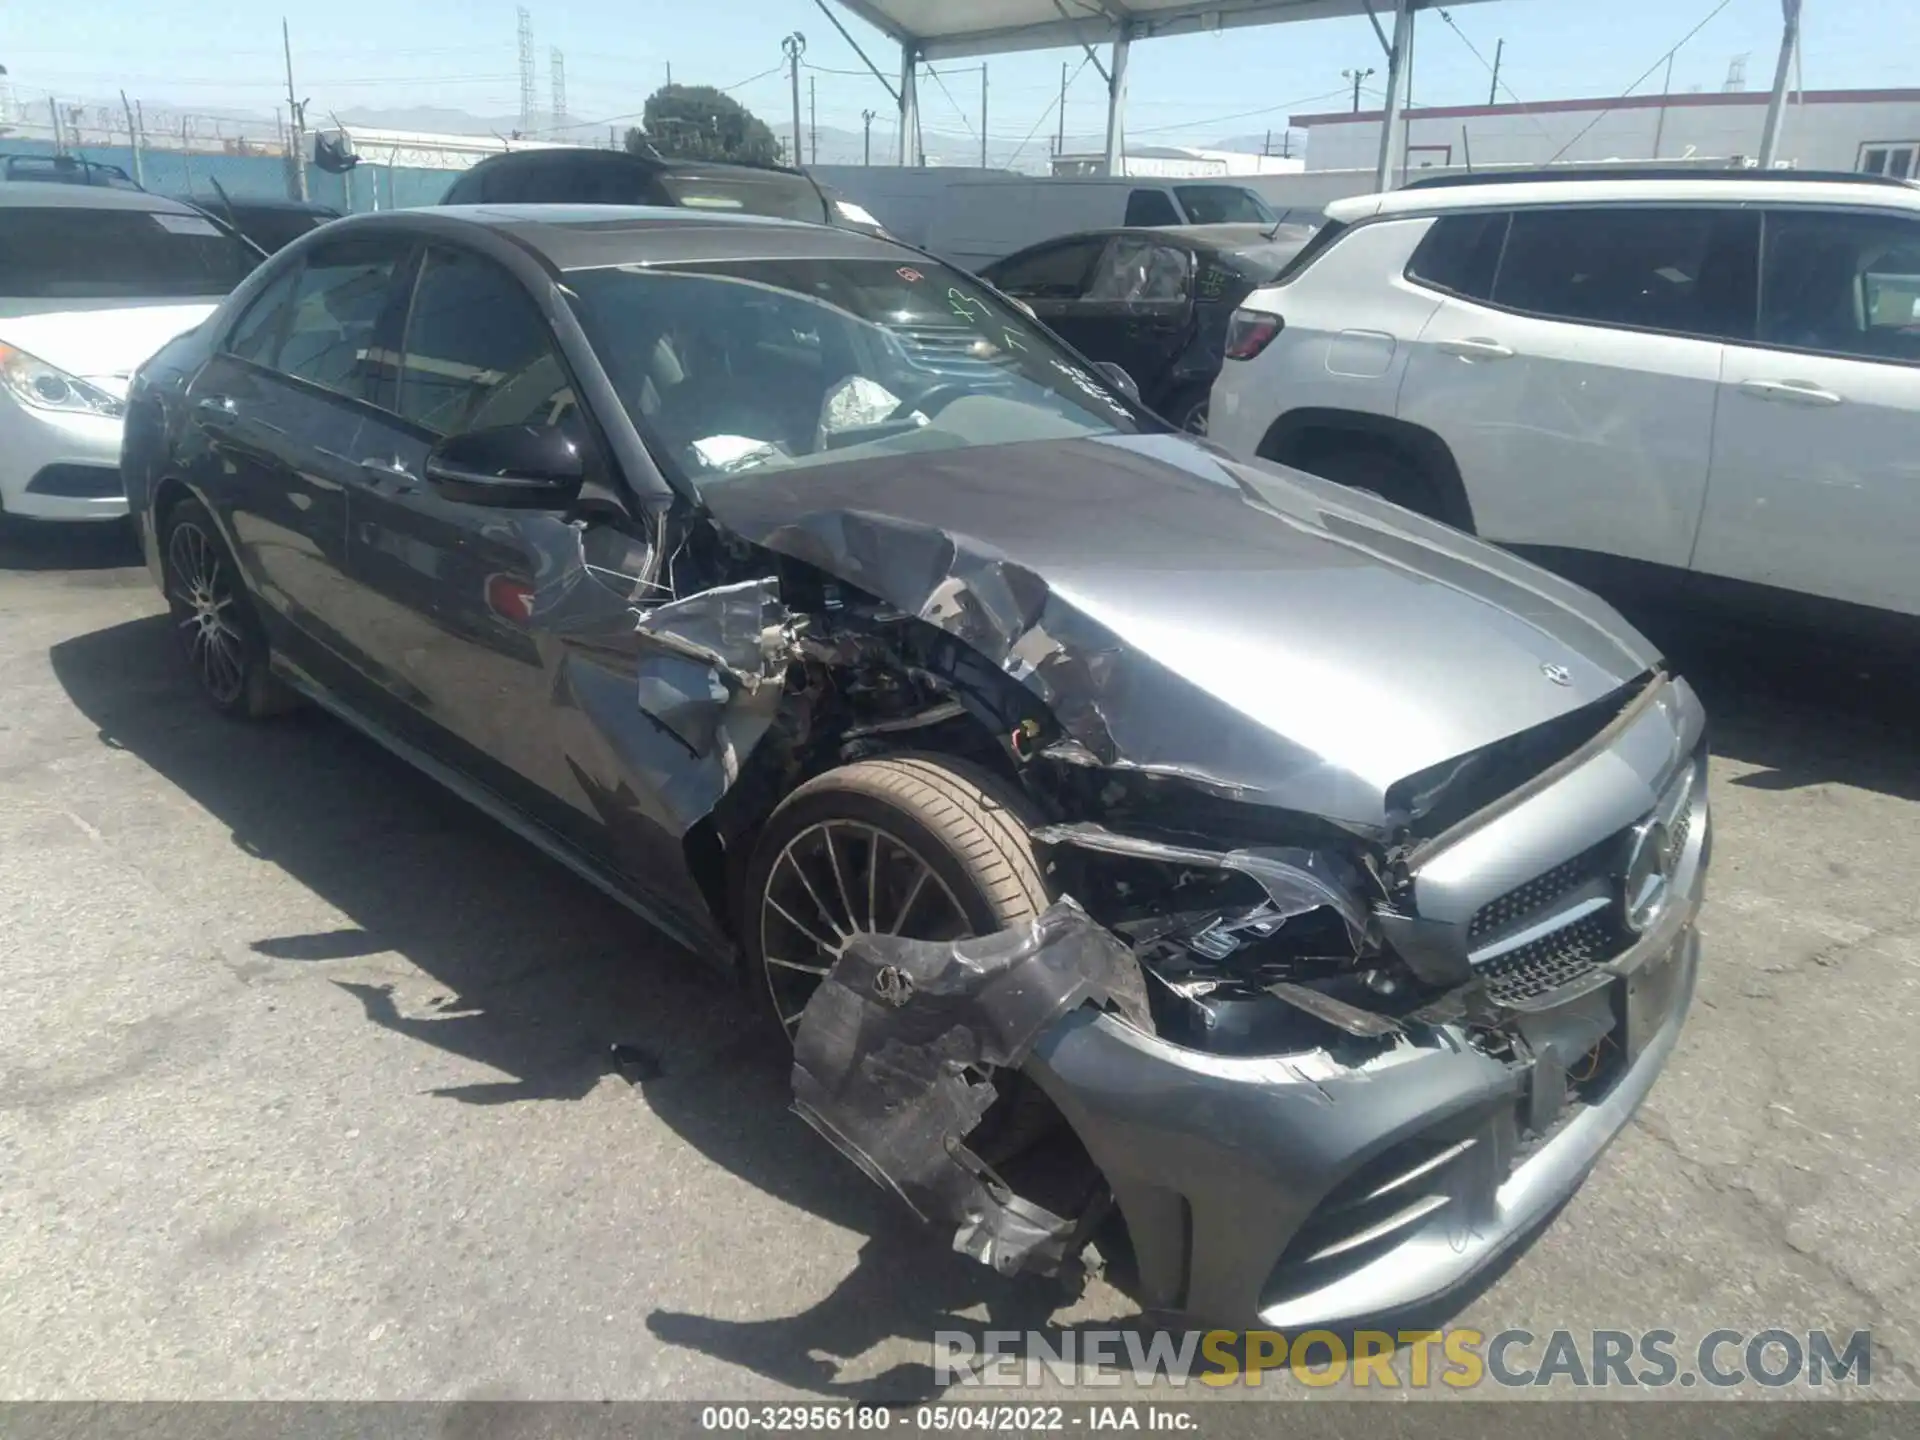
(184, 232, 412, 686)
(1693, 205, 1920, 616)
(1396, 205, 1756, 571)
(1057, 235, 1197, 401)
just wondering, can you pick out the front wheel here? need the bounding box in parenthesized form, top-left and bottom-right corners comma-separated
(161, 498, 293, 719)
(740, 755, 1051, 1040)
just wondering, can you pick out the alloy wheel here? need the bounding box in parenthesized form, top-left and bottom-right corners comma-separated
(166, 520, 246, 706)
(758, 819, 972, 1037)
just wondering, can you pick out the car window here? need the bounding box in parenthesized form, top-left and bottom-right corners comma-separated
(1407, 211, 1509, 300)
(1173, 185, 1276, 225)
(0, 205, 257, 300)
(1492, 207, 1758, 340)
(567, 256, 1153, 487)
(397, 247, 576, 435)
(657, 170, 830, 223)
(1123, 189, 1181, 227)
(225, 266, 301, 365)
(1759, 209, 1920, 363)
(986, 237, 1108, 299)
(1086, 238, 1193, 302)
(276, 238, 407, 401)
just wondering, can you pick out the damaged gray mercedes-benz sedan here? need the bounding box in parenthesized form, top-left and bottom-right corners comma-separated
(122, 203, 1709, 1330)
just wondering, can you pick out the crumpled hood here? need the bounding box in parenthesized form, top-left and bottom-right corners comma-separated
(0, 302, 217, 397)
(704, 432, 1660, 830)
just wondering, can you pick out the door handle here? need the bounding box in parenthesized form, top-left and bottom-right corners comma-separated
(193, 395, 238, 427)
(1737, 378, 1842, 407)
(358, 456, 417, 490)
(1435, 337, 1515, 360)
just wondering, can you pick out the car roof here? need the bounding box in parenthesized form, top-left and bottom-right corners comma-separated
(0, 180, 207, 214)
(1327, 171, 1920, 224)
(466, 148, 816, 184)
(987, 223, 1305, 263)
(326, 203, 916, 271)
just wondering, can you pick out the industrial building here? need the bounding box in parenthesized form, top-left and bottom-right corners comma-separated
(1291, 86, 1920, 178)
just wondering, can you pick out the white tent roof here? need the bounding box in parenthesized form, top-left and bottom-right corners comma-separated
(831, 0, 1493, 61)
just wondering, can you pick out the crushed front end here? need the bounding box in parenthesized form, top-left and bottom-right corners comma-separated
(791, 667, 1709, 1328)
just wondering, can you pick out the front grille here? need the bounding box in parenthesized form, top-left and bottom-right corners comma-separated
(1478, 911, 1616, 1007)
(26, 464, 123, 499)
(1466, 841, 1608, 943)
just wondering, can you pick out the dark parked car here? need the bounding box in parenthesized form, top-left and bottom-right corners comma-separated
(176, 193, 341, 254)
(1, 153, 141, 189)
(123, 205, 1707, 1329)
(981, 222, 1317, 433)
(440, 147, 890, 237)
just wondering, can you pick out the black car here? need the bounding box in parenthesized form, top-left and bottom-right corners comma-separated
(121, 205, 1705, 1330)
(1, 153, 141, 189)
(176, 193, 342, 254)
(981, 222, 1317, 433)
(440, 147, 889, 238)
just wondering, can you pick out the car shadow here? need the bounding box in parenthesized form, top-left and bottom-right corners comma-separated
(43, 614, 1611, 1399)
(0, 516, 143, 571)
(1651, 615, 1920, 803)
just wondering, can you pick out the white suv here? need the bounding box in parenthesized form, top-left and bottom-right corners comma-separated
(1209, 170, 1920, 627)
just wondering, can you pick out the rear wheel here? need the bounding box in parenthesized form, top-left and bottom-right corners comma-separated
(741, 755, 1050, 1039)
(161, 498, 293, 719)
(1163, 384, 1211, 436)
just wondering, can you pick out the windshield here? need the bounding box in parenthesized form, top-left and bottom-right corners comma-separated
(0, 206, 257, 299)
(657, 171, 830, 224)
(567, 256, 1150, 487)
(1174, 185, 1276, 225)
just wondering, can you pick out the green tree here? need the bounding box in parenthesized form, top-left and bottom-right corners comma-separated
(626, 84, 783, 167)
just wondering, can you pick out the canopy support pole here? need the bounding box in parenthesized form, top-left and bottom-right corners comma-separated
(1374, 0, 1414, 191)
(898, 40, 919, 165)
(1103, 24, 1132, 177)
(1758, 0, 1803, 170)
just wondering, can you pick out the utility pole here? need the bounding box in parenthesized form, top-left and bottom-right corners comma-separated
(1344, 66, 1374, 114)
(1055, 61, 1067, 157)
(861, 108, 875, 165)
(282, 18, 309, 199)
(1487, 39, 1504, 105)
(47, 97, 63, 154)
(783, 32, 806, 168)
(120, 89, 144, 186)
(809, 75, 817, 164)
(980, 63, 988, 168)
(1262, 128, 1272, 156)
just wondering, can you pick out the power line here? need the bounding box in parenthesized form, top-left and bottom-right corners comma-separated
(1005, 51, 1093, 171)
(1547, 0, 1736, 163)
(1126, 87, 1351, 137)
(921, 63, 979, 142)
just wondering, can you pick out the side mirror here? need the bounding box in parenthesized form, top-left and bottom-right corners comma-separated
(423, 423, 584, 508)
(1094, 361, 1141, 401)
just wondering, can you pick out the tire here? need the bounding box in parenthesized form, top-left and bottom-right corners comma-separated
(1162, 384, 1211, 436)
(160, 497, 294, 720)
(740, 754, 1051, 1040)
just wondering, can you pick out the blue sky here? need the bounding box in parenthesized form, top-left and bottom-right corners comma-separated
(1, 0, 1906, 158)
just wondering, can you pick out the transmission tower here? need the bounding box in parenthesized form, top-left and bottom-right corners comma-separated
(517, 8, 537, 133)
(550, 48, 568, 131)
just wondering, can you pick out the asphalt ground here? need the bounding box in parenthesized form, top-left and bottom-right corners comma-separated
(1, 518, 1915, 1412)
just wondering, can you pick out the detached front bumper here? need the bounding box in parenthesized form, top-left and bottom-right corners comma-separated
(1027, 897, 1699, 1328)
(0, 400, 127, 521)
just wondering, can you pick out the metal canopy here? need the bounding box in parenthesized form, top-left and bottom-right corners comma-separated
(835, 0, 1807, 192)
(832, 0, 1487, 61)
(833, 0, 1495, 187)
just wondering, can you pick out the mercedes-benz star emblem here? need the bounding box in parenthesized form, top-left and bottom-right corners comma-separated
(1540, 662, 1573, 687)
(1623, 817, 1680, 933)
